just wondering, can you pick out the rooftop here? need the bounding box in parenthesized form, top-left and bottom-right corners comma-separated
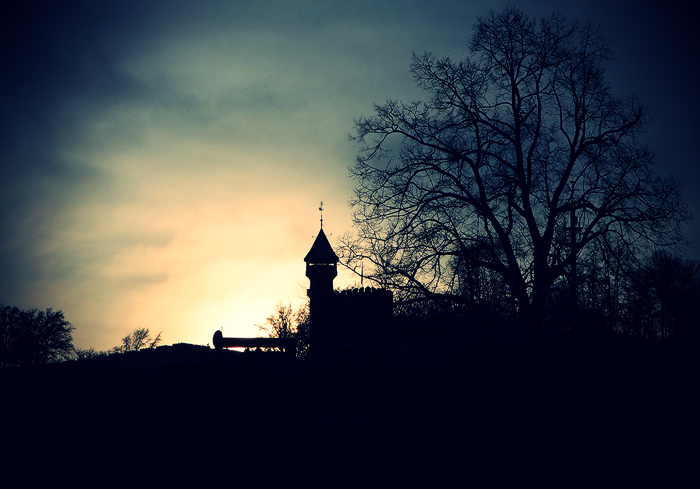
(304, 228, 339, 263)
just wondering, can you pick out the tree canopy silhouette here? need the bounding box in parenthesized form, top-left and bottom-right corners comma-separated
(342, 7, 690, 331)
(0, 304, 74, 367)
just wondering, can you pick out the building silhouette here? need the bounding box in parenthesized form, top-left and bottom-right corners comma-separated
(305, 225, 393, 350)
(304, 226, 339, 348)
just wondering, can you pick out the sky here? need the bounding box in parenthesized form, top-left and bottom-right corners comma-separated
(2, 0, 698, 351)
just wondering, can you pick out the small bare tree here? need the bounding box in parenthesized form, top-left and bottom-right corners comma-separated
(259, 302, 310, 356)
(111, 328, 162, 353)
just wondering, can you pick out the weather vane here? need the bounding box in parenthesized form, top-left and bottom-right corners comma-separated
(319, 201, 324, 228)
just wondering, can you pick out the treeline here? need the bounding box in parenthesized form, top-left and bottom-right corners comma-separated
(0, 303, 162, 367)
(561, 250, 699, 340)
(398, 250, 700, 342)
(259, 251, 700, 355)
(74, 328, 162, 359)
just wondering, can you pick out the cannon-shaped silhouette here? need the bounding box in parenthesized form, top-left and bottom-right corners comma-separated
(212, 330, 297, 357)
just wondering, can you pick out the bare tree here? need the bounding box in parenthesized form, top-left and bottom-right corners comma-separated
(260, 303, 297, 339)
(342, 7, 690, 332)
(259, 302, 310, 356)
(110, 328, 162, 353)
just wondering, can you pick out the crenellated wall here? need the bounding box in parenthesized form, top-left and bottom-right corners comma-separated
(335, 286, 392, 303)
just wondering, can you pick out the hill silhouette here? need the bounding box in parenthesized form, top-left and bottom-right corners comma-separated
(2, 331, 693, 486)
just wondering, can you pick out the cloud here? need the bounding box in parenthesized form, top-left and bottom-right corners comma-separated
(2, 0, 697, 351)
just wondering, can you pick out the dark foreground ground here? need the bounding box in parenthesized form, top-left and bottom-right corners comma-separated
(2, 334, 695, 487)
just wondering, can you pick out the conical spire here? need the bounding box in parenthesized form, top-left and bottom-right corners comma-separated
(304, 228, 339, 264)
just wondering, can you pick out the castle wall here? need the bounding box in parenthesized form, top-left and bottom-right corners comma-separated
(328, 287, 394, 346)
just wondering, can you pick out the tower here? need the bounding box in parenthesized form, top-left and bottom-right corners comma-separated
(304, 223, 338, 349)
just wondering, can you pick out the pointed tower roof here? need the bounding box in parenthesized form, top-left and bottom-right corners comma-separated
(304, 228, 339, 263)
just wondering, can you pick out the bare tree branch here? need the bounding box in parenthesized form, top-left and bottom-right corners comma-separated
(341, 6, 690, 331)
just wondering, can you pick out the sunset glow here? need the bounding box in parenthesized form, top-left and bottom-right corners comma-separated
(2, 0, 697, 351)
